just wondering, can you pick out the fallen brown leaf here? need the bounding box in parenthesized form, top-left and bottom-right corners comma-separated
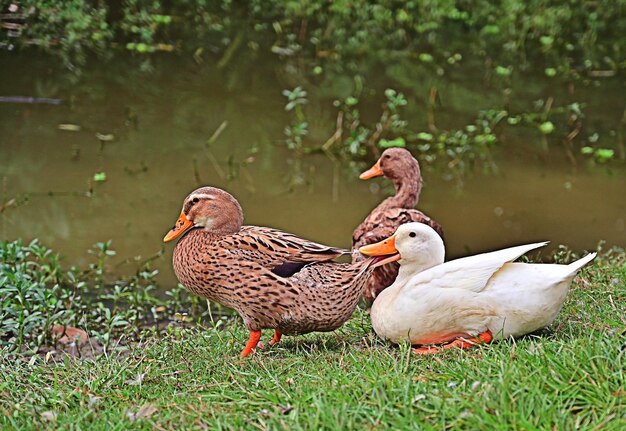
(127, 404, 157, 421)
(50, 326, 88, 344)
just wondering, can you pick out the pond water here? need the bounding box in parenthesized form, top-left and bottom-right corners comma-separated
(1, 53, 624, 287)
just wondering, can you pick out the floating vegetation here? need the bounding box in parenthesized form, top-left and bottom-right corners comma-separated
(93, 172, 107, 182)
(57, 123, 81, 132)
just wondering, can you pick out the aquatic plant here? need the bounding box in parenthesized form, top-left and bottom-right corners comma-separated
(281, 84, 600, 182)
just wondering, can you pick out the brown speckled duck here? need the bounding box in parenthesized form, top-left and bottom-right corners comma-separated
(163, 186, 374, 357)
(352, 147, 444, 304)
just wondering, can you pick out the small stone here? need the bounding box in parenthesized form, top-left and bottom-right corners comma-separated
(41, 411, 57, 422)
(125, 373, 146, 386)
(280, 405, 293, 415)
(88, 394, 102, 409)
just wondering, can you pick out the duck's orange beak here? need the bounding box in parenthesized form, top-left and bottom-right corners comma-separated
(358, 234, 400, 268)
(163, 211, 194, 242)
(359, 160, 383, 179)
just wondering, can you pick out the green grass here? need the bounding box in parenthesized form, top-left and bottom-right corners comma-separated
(1, 253, 625, 430)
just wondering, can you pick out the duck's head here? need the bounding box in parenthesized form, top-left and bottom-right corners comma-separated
(359, 147, 421, 184)
(163, 186, 244, 242)
(359, 222, 444, 271)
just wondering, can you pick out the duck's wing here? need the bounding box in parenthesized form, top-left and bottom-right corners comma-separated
(290, 259, 373, 290)
(220, 226, 347, 272)
(406, 242, 549, 294)
(353, 208, 443, 249)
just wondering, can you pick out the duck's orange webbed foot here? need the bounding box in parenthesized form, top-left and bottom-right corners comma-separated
(269, 330, 282, 346)
(412, 345, 442, 355)
(412, 330, 493, 355)
(240, 330, 262, 357)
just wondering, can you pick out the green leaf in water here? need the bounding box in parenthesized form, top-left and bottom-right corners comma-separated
(495, 65, 512, 76)
(345, 96, 358, 106)
(581, 146, 594, 155)
(481, 24, 500, 35)
(545, 67, 557, 77)
(379, 137, 406, 148)
(416, 132, 434, 141)
(418, 53, 434, 63)
(93, 172, 107, 182)
(539, 121, 555, 134)
(540, 36, 554, 46)
(396, 9, 410, 23)
(568, 102, 584, 117)
(507, 116, 521, 125)
(595, 148, 614, 162)
(153, 15, 172, 24)
(384, 89, 396, 98)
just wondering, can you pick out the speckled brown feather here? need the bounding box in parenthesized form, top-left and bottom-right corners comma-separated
(232, 226, 347, 267)
(174, 228, 372, 335)
(352, 148, 444, 304)
(169, 187, 373, 338)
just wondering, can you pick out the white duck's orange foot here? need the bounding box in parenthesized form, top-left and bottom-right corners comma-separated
(269, 330, 282, 346)
(412, 330, 493, 355)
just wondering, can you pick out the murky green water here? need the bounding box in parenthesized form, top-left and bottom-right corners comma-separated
(1, 53, 624, 286)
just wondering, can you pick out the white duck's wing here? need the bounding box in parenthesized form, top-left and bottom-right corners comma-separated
(405, 241, 549, 294)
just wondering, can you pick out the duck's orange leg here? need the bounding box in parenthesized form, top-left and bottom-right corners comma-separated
(269, 330, 282, 346)
(240, 330, 262, 357)
(412, 330, 493, 355)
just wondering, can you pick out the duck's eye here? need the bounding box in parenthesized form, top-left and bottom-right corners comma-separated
(384, 154, 391, 159)
(192, 197, 200, 204)
(409, 232, 416, 238)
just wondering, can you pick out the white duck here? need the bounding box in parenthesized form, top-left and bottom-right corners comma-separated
(359, 223, 596, 354)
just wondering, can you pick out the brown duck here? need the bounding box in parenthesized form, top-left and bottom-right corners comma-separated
(163, 186, 375, 357)
(352, 147, 444, 304)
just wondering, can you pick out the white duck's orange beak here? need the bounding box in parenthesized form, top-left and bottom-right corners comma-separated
(359, 234, 400, 268)
(163, 211, 194, 242)
(359, 159, 383, 179)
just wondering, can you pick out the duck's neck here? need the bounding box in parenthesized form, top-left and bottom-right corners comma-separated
(386, 161, 422, 208)
(207, 204, 243, 236)
(392, 254, 443, 290)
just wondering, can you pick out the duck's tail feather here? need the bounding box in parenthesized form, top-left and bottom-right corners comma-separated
(566, 252, 597, 274)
